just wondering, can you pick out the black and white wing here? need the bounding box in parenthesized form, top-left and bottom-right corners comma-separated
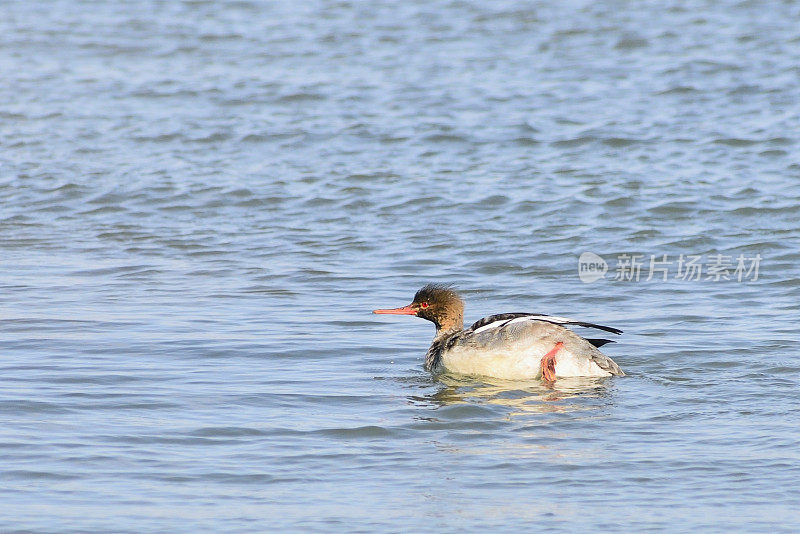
(466, 313, 622, 345)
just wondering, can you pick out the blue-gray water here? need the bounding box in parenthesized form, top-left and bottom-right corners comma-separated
(2, 1, 799, 532)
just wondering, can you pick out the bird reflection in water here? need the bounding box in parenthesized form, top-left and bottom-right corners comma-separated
(409, 373, 615, 417)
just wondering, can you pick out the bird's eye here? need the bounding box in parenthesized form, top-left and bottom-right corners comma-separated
(420, 302, 429, 309)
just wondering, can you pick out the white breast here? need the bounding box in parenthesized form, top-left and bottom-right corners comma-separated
(441, 345, 543, 380)
(441, 344, 612, 380)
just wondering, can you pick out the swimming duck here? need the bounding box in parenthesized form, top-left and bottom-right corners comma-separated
(373, 284, 624, 381)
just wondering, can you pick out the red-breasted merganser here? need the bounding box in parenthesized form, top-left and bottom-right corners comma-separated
(373, 284, 624, 381)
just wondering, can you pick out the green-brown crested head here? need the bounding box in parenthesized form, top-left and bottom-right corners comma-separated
(373, 283, 464, 334)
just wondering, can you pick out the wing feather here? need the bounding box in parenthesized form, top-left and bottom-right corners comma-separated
(468, 313, 622, 336)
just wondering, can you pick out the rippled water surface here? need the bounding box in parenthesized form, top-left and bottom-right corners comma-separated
(2, 0, 800, 532)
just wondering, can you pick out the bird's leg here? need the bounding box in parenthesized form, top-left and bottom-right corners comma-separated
(540, 342, 564, 382)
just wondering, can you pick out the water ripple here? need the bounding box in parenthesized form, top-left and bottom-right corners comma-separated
(1, 0, 799, 532)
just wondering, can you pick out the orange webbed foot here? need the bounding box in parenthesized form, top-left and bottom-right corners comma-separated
(540, 342, 564, 382)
